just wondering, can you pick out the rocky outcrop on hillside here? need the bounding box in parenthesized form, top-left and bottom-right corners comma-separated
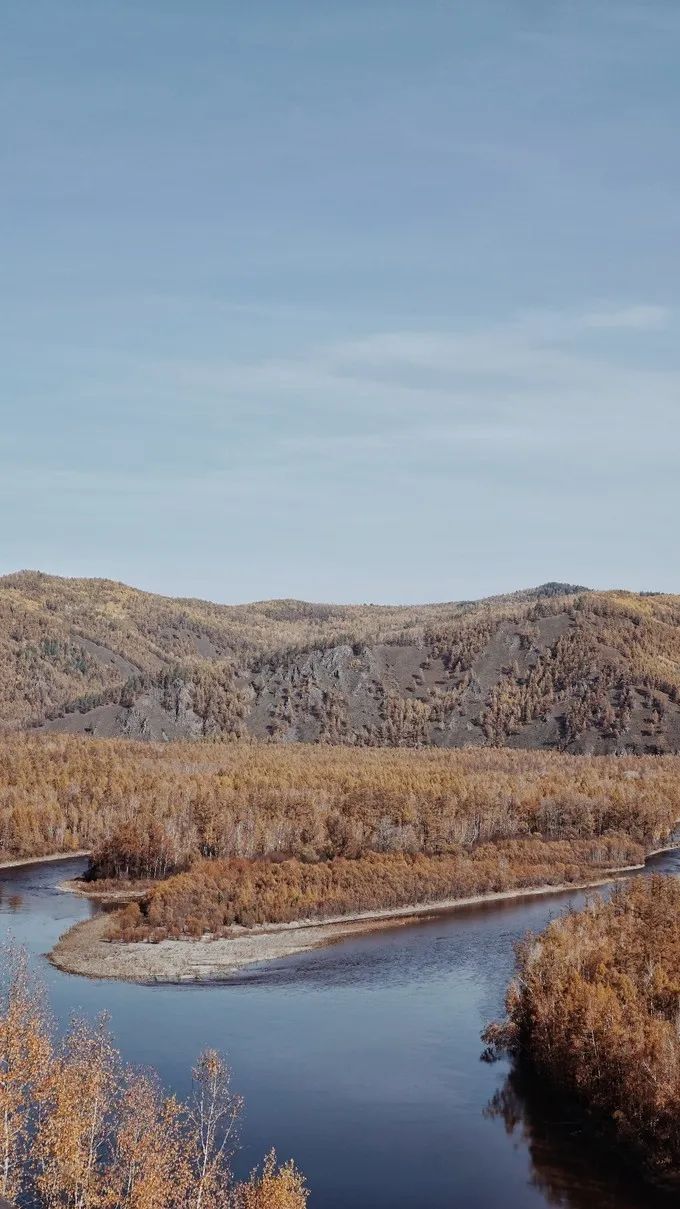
(2, 572, 680, 754)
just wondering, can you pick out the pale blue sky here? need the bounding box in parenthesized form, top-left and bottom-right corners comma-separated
(2, 1, 679, 603)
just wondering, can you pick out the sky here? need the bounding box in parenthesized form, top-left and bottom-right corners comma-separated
(2, 1, 679, 604)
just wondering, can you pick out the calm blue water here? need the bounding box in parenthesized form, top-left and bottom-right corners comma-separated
(2, 849, 679, 1209)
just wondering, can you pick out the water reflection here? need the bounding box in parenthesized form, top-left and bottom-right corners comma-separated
(0, 884, 24, 912)
(485, 1065, 675, 1209)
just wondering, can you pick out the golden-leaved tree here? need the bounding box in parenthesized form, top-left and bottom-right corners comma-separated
(0, 946, 307, 1209)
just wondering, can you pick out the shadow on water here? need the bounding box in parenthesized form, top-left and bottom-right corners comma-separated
(486, 1062, 676, 1209)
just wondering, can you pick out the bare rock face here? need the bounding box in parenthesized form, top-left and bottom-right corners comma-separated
(3, 572, 680, 754)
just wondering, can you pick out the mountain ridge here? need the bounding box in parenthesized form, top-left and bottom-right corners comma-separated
(1, 569, 588, 614)
(2, 571, 680, 755)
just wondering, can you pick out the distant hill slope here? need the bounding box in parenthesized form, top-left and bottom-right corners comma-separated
(2, 570, 680, 754)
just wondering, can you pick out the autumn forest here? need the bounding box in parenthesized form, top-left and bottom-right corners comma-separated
(0, 733, 678, 938)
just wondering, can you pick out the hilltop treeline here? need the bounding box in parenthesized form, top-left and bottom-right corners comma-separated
(0, 947, 306, 1208)
(483, 877, 680, 1180)
(113, 837, 643, 940)
(0, 568, 504, 728)
(0, 735, 679, 873)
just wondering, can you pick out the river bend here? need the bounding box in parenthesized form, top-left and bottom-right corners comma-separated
(2, 850, 679, 1209)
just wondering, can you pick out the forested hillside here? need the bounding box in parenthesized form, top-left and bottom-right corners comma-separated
(3, 571, 680, 753)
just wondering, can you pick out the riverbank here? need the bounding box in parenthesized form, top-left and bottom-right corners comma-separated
(0, 849, 90, 871)
(7, 827, 677, 1208)
(49, 865, 648, 984)
(485, 876, 680, 1184)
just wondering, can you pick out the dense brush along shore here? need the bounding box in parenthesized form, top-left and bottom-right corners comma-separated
(483, 876, 680, 1182)
(0, 733, 677, 980)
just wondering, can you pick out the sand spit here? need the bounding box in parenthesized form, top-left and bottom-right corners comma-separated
(57, 878, 147, 903)
(49, 870, 646, 985)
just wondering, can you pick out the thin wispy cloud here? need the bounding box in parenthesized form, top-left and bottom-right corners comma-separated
(580, 305, 669, 330)
(136, 304, 677, 426)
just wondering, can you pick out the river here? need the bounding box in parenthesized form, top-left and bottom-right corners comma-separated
(1, 849, 679, 1209)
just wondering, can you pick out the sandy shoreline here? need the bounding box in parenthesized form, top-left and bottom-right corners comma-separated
(0, 839, 660, 984)
(48, 865, 653, 984)
(57, 877, 147, 902)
